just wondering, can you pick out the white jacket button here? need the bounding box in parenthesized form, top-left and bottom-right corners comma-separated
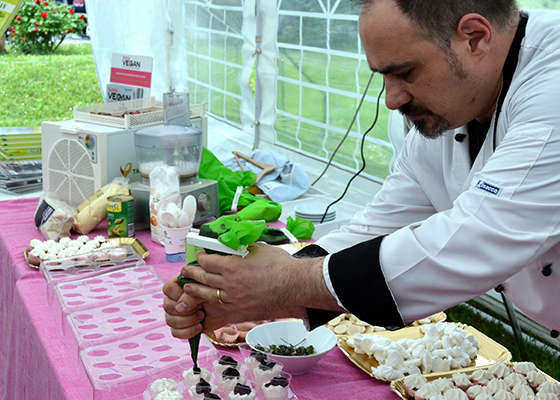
(542, 264, 552, 277)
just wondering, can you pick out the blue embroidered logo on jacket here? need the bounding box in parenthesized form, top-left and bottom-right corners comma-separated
(475, 180, 501, 196)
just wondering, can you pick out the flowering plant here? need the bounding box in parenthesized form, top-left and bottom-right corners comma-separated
(7, 0, 86, 53)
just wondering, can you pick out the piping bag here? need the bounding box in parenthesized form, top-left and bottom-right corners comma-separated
(178, 232, 250, 369)
(177, 273, 201, 369)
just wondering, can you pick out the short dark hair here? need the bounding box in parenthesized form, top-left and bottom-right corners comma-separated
(359, 0, 519, 48)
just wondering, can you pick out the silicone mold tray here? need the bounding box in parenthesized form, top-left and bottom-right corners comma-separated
(67, 290, 167, 348)
(54, 264, 162, 314)
(40, 245, 144, 286)
(80, 325, 216, 400)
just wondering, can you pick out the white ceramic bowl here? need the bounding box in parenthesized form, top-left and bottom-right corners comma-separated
(245, 320, 337, 375)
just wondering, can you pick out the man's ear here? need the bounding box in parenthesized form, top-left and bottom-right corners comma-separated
(456, 13, 492, 56)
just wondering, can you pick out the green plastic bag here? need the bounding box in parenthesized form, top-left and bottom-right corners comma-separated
(198, 147, 257, 213)
(286, 216, 315, 240)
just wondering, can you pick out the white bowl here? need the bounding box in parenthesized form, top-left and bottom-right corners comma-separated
(245, 320, 337, 375)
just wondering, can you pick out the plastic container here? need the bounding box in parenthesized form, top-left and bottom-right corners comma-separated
(53, 264, 163, 314)
(66, 290, 167, 348)
(80, 326, 216, 400)
(134, 124, 202, 179)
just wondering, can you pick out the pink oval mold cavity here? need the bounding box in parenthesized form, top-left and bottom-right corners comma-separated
(76, 314, 93, 320)
(114, 326, 132, 332)
(132, 309, 150, 315)
(84, 333, 103, 339)
(87, 279, 104, 284)
(145, 333, 164, 341)
(88, 349, 109, 357)
(79, 324, 98, 330)
(152, 345, 172, 352)
(118, 342, 139, 350)
(125, 354, 146, 361)
(99, 374, 121, 381)
(132, 366, 153, 372)
(139, 318, 156, 324)
(109, 272, 126, 278)
(160, 355, 180, 362)
(126, 299, 144, 306)
(108, 317, 126, 323)
(60, 284, 77, 290)
(93, 362, 115, 368)
(102, 307, 120, 313)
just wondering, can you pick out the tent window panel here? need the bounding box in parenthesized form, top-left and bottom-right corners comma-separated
(301, 52, 328, 86)
(278, 49, 302, 80)
(226, 37, 243, 65)
(328, 93, 360, 131)
(275, 117, 300, 148)
(278, 15, 301, 45)
(277, 81, 301, 116)
(297, 122, 328, 157)
(301, 17, 327, 48)
(301, 86, 327, 122)
(279, 0, 323, 13)
(195, 58, 210, 83)
(225, 66, 242, 96)
(329, 19, 358, 52)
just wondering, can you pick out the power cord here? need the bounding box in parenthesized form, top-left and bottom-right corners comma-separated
(319, 76, 385, 223)
(311, 71, 376, 187)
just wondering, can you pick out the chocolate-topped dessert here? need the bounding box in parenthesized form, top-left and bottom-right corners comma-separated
(265, 376, 289, 388)
(258, 361, 277, 371)
(233, 383, 252, 395)
(218, 355, 238, 367)
(251, 350, 267, 363)
(203, 393, 221, 400)
(196, 378, 212, 394)
(222, 367, 241, 380)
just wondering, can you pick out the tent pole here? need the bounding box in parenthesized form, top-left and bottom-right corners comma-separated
(253, 0, 262, 150)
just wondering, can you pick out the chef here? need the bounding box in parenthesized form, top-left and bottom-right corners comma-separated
(163, 0, 560, 339)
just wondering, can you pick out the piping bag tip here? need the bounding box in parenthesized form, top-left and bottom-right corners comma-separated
(178, 273, 202, 369)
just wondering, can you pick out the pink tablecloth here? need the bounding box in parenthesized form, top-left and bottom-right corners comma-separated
(0, 197, 399, 400)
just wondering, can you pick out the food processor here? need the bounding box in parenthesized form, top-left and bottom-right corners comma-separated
(129, 92, 219, 230)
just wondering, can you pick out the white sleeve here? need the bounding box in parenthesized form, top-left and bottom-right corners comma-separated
(316, 133, 436, 253)
(381, 120, 558, 323)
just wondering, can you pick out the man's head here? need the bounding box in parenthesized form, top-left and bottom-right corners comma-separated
(358, 0, 519, 138)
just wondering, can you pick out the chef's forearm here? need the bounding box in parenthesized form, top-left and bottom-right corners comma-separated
(284, 256, 346, 312)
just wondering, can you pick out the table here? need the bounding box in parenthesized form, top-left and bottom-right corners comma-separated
(0, 197, 399, 400)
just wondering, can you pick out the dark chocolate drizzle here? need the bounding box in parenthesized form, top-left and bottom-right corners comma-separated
(233, 383, 252, 395)
(203, 393, 221, 400)
(222, 367, 241, 380)
(258, 360, 276, 371)
(265, 376, 289, 388)
(251, 350, 267, 363)
(195, 378, 212, 394)
(218, 355, 238, 366)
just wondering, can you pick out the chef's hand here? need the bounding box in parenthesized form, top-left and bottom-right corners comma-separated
(176, 242, 337, 336)
(162, 274, 206, 339)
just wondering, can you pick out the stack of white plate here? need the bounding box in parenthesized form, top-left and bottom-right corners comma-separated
(295, 202, 336, 224)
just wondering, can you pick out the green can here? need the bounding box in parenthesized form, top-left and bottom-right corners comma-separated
(107, 194, 135, 238)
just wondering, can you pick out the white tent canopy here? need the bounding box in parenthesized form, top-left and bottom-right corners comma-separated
(85, 0, 400, 210)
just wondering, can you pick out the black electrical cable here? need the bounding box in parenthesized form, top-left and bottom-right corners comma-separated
(319, 76, 385, 224)
(311, 72, 375, 187)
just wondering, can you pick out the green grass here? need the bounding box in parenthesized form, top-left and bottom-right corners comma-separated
(447, 302, 560, 380)
(0, 44, 102, 127)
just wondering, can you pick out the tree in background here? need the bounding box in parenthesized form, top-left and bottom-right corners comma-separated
(7, 0, 85, 54)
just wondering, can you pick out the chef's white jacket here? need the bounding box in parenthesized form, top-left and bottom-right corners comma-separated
(314, 10, 560, 332)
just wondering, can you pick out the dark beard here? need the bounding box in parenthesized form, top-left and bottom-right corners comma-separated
(399, 102, 450, 139)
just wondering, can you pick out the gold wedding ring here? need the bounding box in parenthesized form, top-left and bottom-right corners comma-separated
(216, 288, 225, 304)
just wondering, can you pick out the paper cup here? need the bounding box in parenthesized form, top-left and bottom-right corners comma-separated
(163, 226, 190, 262)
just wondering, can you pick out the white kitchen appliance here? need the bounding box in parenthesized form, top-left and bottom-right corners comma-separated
(41, 120, 136, 207)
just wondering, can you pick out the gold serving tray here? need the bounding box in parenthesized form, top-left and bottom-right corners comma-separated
(25, 237, 150, 270)
(327, 312, 447, 337)
(108, 237, 150, 259)
(337, 323, 512, 381)
(390, 362, 560, 399)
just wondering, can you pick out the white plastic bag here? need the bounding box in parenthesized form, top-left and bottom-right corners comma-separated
(34, 193, 74, 240)
(149, 166, 181, 245)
